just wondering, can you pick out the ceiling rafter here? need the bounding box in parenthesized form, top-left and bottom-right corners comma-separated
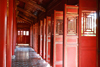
(17, 7, 37, 19)
(19, 0, 46, 12)
(17, 17, 30, 24)
(17, 16, 31, 24)
(18, 13, 33, 22)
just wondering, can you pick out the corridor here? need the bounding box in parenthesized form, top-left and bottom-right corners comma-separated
(0, 0, 99, 67)
(12, 46, 50, 67)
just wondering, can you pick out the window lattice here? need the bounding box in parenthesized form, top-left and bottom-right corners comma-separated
(81, 11, 96, 36)
(56, 19, 63, 35)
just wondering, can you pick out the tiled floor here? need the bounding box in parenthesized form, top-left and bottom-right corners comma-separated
(12, 46, 50, 67)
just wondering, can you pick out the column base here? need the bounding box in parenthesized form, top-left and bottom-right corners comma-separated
(12, 55, 15, 59)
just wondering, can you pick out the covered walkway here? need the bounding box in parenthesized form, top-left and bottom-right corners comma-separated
(0, 0, 100, 67)
(12, 46, 50, 67)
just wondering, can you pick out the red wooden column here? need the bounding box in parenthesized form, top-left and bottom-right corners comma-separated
(39, 20, 43, 56)
(35, 23, 38, 52)
(32, 25, 34, 48)
(0, 0, 7, 67)
(34, 24, 37, 52)
(46, 17, 48, 61)
(30, 25, 33, 47)
(6, 0, 13, 66)
(33, 24, 35, 49)
(12, 0, 17, 56)
(33, 24, 36, 51)
(35, 24, 37, 51)
(42, 18, 46, 59)
(46, 16, 51, 63)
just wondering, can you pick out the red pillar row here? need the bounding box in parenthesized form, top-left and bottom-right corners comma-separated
(0, 0, 7, 67)
(6, 0, 13, 67)
(0, 0, 17, 67)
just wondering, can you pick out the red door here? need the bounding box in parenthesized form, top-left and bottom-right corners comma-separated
(17, 29, 30, 44)
(17, 29, 24, 44)
(79, 0, 97, 67)
(46, 16, 51, 63)
(53, 10, 63, 67)
(98, 1, 100, 66)
(64, 4, 79, 67)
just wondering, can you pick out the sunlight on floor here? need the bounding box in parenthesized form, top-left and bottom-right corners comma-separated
(17, 44, 29, 46)
(12, 47, 51, 67)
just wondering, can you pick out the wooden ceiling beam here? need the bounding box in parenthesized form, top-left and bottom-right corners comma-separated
(17, 16, 31, 24)
(19, 0, 46, 12)
(17, 18, 30, 24)
(18, 13, 33, 22)
(17, 7, 37, 19)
